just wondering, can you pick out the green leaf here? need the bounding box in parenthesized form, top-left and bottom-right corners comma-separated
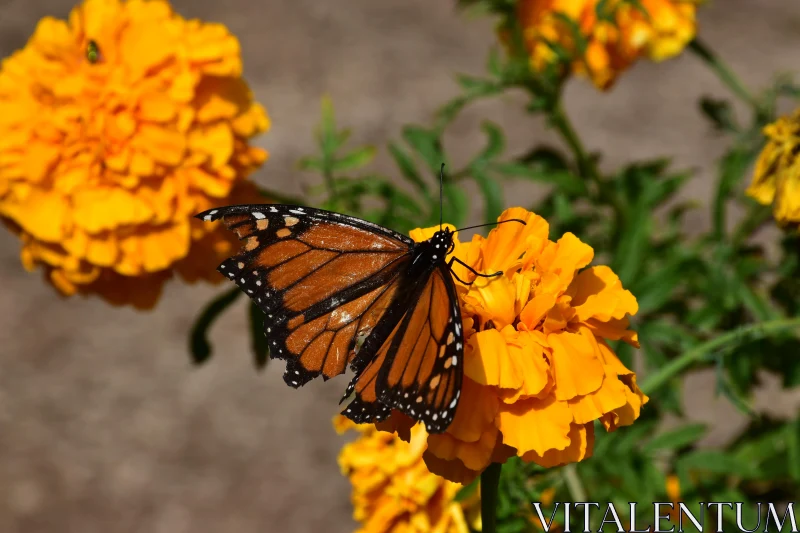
(676, 449, 754, 478)
(456, 74, 498, 94)
(713, 146, 758, 239)
(189, 288, 242, 364)
(442, 182, 469, 228)
(332, 146, 377, 172)
(472, 164, 504, 225)
(475, 121, 505, 163)
(789, 417, 800, 481)
(296, 156, 325, 173)
(487, 46, 503, 78)
(492, 162, 585, 195)
(551, 12, 588, 56)
(388, 142, 430, 198)
(454, 477, 479, 502)
(401, 126, 445, 176)
(318, 95, 343, 156)
(643, 423, 707, 452)
(700, 96, 737, 132)
(612, 200, 652, 285)
(518, 146, 571, 170)
(249, 301, 269, 369)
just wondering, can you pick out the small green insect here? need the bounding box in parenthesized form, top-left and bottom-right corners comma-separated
(86, 40, 101, 64)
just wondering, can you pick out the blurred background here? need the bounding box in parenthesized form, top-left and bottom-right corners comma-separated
(1, 0, 799, 531)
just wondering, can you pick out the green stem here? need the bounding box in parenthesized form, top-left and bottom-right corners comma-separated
(480, 462, 502, 533)
(640, 317, 800, 394)
(688, 39, 758, 109)
(549, 100, 598, 183)
(562, 463, 587, 502)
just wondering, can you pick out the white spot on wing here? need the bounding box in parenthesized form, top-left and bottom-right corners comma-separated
(253, 212, 265, 219)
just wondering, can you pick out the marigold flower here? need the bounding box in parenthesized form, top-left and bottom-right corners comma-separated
(747, 110, 800, 226)
(0, 0, 269, 308)
(387, 207, 647, 483)
(335, 416, 477, 533)
(514, 0, 698, 89)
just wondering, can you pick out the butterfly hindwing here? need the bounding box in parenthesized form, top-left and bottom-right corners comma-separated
(377, 264, 463, 432)
(196, 204, 414, 387)
(341, 257, 464, 433)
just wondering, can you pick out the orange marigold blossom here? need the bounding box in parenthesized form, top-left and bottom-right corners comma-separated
(747, 109, 800, 226)
(514, 0, 698, 90)
(0, 0, 269, 308)
(378, 207, 646, 484)
(335, 415, 478, 533)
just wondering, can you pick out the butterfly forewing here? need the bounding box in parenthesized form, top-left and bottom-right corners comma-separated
(196, 204, 413, 387)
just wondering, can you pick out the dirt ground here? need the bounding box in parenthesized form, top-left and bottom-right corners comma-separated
(1, 1, 799, 532)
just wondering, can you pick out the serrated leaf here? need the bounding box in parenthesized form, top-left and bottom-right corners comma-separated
(492, 162, 585, 195)
(189, 287, 242, 364)
(402, 126, 445, 176)
(472, 164, 503, 225)
(643, 424, 707, 452)
(332, 146, 376, 172)
(713, 146, 758, 239)
(388, 142, 429, 198)
(249, 301, 269, 370)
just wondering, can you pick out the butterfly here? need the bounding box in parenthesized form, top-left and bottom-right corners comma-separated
(195, 165, 523, 433)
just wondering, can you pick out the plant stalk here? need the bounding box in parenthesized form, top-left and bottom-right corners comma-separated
(640, 317, 800, 395)
(481, 462, 502, 533)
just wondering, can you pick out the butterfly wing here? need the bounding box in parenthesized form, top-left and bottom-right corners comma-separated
(342, 261, 463, 433)
(196, 204, 413, 386)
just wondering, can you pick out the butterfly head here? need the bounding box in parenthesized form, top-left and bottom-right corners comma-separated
(429, 228, 454, 257)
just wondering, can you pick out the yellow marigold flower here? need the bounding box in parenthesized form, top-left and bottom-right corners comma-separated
(515, 0, 698, 90)
(335, 415, 476, 533)
(391, 207, 647, 483)
(0, 0, 269, 308)
(747, 110, 800, 226)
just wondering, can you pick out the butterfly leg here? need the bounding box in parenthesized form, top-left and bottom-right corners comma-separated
(447, 256, 503, 286)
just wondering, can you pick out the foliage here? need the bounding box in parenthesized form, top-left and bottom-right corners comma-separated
(188, 1, 800, 531)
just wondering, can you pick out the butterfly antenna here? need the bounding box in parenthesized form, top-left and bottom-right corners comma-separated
(454, 218, 526, 234)
(439, 163, 445, 231)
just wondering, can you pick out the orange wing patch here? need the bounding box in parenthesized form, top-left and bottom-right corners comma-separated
(283, 279, 401, 380)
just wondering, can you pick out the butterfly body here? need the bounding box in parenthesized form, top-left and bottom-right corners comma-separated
(196, 204, 464, 433)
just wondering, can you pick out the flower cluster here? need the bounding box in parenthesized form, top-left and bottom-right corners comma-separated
(0, 0, 269, 308)
(335, 416, 480, 533)
(747, 109, 800, 226)
(385, 207, 647, 483)
(515, 0, 698, 89)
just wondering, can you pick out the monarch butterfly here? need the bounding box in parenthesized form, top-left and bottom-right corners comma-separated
(195, 165, 523, 433)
